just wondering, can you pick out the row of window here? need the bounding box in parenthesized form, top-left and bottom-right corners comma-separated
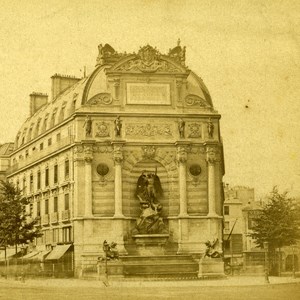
(16, 101, 75, 148)
(14, 133, 62, 163)
(31, 194, 70, 216)
(19, 159, 70, 193)
(36, 226, 72, 246)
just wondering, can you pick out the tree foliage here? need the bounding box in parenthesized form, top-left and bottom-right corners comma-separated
(0, 180, 41, 248)
(250, 186, 300, 251)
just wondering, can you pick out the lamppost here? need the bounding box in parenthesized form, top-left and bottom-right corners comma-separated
(263, 241, 269, 284)
(20, 244, 26, 283)
(292, 245, 296, 279)
(102, 240, 109, 282)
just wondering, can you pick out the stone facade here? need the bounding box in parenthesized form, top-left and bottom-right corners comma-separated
(7, 42, 225, 277)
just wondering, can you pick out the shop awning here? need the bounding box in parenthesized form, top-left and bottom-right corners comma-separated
(45, 244, 72, 261)
(34, 250, 51, 261)
(0, 248, 19, 261)
(19, 250, 50, 261)
(22, 251, 39, 260)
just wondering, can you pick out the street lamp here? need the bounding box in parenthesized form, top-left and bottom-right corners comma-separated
(102, 240, 110, 282)
(292, 246, 296, 279)
(263, 241, 269, 284)
(20, 244, 26, 283)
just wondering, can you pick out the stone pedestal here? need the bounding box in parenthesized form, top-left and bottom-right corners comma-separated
(132, 234, 169, 256)
(198, 257, 225, 278)
(97, 259, 124, 279)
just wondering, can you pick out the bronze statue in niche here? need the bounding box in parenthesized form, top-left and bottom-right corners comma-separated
(132, 170, 167, 235)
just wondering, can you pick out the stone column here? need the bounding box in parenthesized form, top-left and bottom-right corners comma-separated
(83, 144, 93, 217)
(177, 145, 188, 217)
(112, 143, 124, 217)
(206, 147, 218, 217)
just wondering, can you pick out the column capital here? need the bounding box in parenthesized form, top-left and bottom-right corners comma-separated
(82, 143, 95, 163)
(206, 145, 219, 165)
(175, 142, 190, 164)
(112, 143, 124, 165)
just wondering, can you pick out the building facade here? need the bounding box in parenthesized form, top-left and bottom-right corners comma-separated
(7, 42, 225, 277)
(0, 143, 14, 181)
(223, 185, 260, 268)
(223, 185, 300, 274)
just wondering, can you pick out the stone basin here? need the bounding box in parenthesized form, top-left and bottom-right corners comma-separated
(132, 234, 169, 256)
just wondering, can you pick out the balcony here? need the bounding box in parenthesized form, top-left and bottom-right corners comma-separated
(61, 210, 70, 222)
(41, 214, 49, 226)
(51, 212, 59, 224)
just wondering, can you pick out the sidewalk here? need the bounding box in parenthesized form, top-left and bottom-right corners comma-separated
(1, 275, 300, 288)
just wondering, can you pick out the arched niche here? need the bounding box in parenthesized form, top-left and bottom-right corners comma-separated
(122, 159, 170, 218)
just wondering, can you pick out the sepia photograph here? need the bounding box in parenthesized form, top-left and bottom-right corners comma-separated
(0, 1, 299, 299)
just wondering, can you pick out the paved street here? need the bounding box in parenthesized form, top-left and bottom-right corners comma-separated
(0, 277, 300, 300)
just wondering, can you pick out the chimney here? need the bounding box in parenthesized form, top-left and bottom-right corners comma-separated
(51, 74, 81, 101)
(29, 92, 48, 116)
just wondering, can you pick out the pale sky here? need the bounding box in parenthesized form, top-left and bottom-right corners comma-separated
(0, 0, 299, 198)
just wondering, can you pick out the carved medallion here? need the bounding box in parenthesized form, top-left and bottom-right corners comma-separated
(138, 45, 159, 64)
(87, 93, 112, 105)
(189, 164, 202, 176)
(95, 121, 110, 137)
(142, 146, 156, 159)
(185, 94, 211, 108)
(188, 123, 202, 138)
(96, 163, 109, 176)
(126, 123, 173, 137)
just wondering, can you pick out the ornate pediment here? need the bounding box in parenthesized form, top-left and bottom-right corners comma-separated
(114, 58, 184, 73)
(102, 42, 189, 74)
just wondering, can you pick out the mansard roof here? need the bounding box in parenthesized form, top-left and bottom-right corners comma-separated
(15, 41, 215, 149)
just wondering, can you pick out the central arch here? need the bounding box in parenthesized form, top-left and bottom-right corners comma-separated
(122, 159, 170, 218)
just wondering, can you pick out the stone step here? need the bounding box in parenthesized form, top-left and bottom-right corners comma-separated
(124, 272, 198, 279)
(120, 255, 195, 261)
(124, 265, 198, 274)
(122, 260, 196, 265)
(121, 254, 199, 278)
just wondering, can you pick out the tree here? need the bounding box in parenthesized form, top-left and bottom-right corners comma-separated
(249, 186, 300, 274)
(0, 180, 41, 254)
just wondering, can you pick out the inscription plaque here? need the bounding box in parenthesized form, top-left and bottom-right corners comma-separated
(126, 83, 170, 105)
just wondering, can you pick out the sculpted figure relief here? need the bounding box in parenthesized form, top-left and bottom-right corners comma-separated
(178, 118, 185, 138)
(204, 238, 221, 258)
(83, 115, 92, 137)
(114, 116, 122, 137)
(132, 170, 167, 235)
(207, 118, 214, 139)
